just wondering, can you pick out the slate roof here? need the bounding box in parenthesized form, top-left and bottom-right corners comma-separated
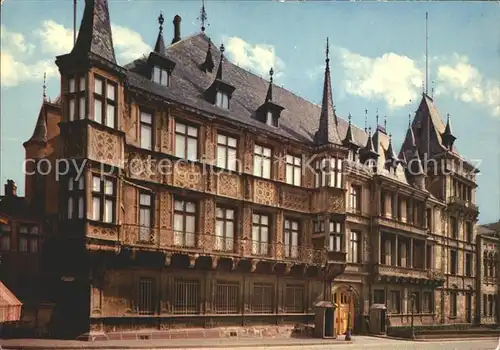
(125, 33, 369, 147)
(71, 0, 116, 64)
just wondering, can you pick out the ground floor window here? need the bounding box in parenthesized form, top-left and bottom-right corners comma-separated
(389, 291, 401, 314)
(373, 289, 385, 304)
(173, 279, 200, 314)
(215, 281, 239, 314)
(284, 285, 304, 313)
(138, 278, 155, 315)
(251, 283, 274, 313)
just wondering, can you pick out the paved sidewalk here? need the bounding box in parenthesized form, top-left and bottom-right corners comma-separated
(0, 337, 351, 349)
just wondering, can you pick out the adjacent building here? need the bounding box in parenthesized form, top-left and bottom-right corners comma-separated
(476, 222, 499, 325)
(11, 0, 483, 339)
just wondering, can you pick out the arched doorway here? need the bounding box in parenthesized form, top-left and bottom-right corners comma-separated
(332, 285, 359, 336)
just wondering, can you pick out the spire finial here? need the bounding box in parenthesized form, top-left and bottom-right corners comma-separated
(364, 109, 368, 132)
(199, 0, 209, 32)
(384, 115, 387, 130)
(408, 113, 411, 127)
(368, 126, 372, 135)
(422, 79, 425, 94)
(158, 12, 164, 33)
(325, 37, 330, 66)
(269, 67, 274, 84)
(348, 113, 352, 124)
(431, 80, 435, 99)
(376, 108, 379, 125)
(220, 43, 225, 55)
(42, 72, 47, 102)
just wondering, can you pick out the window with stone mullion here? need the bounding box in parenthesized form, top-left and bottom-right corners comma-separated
(68, 75, 86, 121)
(93, 75, 116, 128)
(91, 175, 116, 223)
(67, 175, 85, 220)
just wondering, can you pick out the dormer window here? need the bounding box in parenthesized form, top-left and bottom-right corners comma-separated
(152, 65, 169, 86)
(216, 91, 230, 109)
(257, 68, 283, 127)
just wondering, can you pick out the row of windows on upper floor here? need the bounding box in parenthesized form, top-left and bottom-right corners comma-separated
(67, 75, 347, 188)
(0, 224, 40, 253)
(64, 174, 362, 262)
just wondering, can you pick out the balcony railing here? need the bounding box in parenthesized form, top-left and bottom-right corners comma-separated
(374, 264, 445, 281)
(447, 196, 479, 211)
(120, 224, 332, 265)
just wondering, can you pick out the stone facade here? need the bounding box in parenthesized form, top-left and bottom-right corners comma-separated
(13, 0, 484, 339)
(476, 223, 499, 325)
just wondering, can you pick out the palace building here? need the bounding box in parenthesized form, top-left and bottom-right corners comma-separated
(17, 0, 483, 339)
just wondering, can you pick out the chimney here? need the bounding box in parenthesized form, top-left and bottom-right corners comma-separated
(172, 15, 181, 44)
(4, 180, 17, 197)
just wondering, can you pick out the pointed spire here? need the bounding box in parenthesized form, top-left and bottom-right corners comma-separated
(442, 113, 456, 149)
(343, 113, 357, 147)
(265, 68, 274, 102)
(198, 0, 209, 32)
(385, 133, 399, 167)
(42, 73, 47, 102)
(154, 12, 167, 56)
(313, 37, 342, 146)
(200, 37, 215, 73)
(361, 126, 378, 159)
(405, 113, 417, 149)
(364, 109, 368, 132)
(216, 43, 225, 80)
(409, 148, 425, 176)
(71, 0, 116, 64)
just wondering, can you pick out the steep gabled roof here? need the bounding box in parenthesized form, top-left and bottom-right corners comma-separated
(71, 0, 116, 64)
(125, 33, 367, 146)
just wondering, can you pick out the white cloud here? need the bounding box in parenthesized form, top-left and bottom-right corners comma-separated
(224, 36, 285, 79)
(2, 21, 151, 88)
(111, 24, 151, 62)
(337, 48, 423, 109)
(1, 25, 56, 87)
(435, 54, 500, 118)
(35, 20, 74, 54)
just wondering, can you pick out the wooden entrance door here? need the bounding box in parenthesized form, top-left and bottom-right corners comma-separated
(333, 289, 353, 335)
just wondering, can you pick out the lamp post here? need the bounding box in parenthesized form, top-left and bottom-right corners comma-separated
(410, 292, 416, 340)
(345, 286, 353, 341)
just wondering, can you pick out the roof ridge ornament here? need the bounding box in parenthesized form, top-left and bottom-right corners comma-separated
(265, 67, 274, 102)
(154, 12, 167, 56)
(42, 72, 47, 102)
(198, 0, 209, 32)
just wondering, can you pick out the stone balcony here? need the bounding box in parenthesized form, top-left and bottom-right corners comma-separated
(373, 264, 445, 285)
(374, 216, 427, 236)
(447, 196, 479, 213)
(118, 224, 335, 269)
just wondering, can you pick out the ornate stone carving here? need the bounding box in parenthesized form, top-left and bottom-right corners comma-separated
(211, 256, 219, 269)
(244, 134, 254, 174)
(254, 179, 277, 206)
(206, 167, 213, 193)
(159, 192, 172, 247)
(250, 259, 259, 272)
(282, 188, 310, 212)
(89, 127, 121, 167)
(188, 254, 198, 268)
(164, 252, 172, 266)
(173, 162, 203, 190)
(242, 207, 252, 240)
(277, 147, 286, 182)
(205, 126, 216, 162)
(328, 193, 344, 212)
(204, 198, 215, 236)
(127, 153, 159, 182)
(87, 224, 118, 240)
(244, 177, 253, 201)
(231, 258, 240, 271)
(217, 173, 240, 198)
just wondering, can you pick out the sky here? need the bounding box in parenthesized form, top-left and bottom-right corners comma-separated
(0, 0, 499, 224)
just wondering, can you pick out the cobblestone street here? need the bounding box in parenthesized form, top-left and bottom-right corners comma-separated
(1, 336, 499, 350)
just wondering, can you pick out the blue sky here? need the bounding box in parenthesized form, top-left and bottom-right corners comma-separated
(1, 0, 499, 224)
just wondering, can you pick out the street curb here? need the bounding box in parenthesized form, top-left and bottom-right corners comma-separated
(368, 334, 499, 342)
(0, 340, 355, 350)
